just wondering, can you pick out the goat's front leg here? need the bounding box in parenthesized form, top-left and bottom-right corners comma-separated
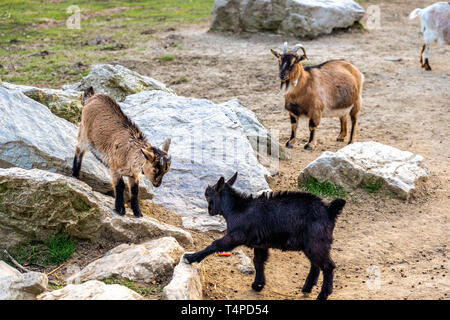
(112, 172, 126, 216)
(337, 116, 348, 142)
(183, 233, 244, 264)
(285, 114, 299, 148)
(129, 176, 142, 218)
(304, 113, 321, 150)
(252, 248, 269, 292)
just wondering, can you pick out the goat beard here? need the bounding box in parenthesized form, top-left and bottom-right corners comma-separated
(280, 80, 290, 91)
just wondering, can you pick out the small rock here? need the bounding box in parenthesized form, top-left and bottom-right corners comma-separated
(235, 249, 254, 275)
(37, 280, 143, 300)
(163, 256, 203, 300)
(0, 269, 48, 300)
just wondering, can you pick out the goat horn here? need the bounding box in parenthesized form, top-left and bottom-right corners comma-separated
(283, 42, 287, 55)
(291, 44, 307, 58)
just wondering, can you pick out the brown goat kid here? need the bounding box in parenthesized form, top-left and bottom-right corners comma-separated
(72, 93, 171, 217)
(271, 42, 364, 150)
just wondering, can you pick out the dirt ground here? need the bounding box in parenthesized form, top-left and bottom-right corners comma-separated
(134, 0, 449, 300)
(20, 0, 449, 300)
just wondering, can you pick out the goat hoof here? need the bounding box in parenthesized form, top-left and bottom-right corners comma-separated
(317, 291, 329, 300)
(304, 144, 313, 150)
(336, 137, 344, 142)
(301, 286, 312, 294)
(251, 282, 265, 292)
(183, 253, 196, 264)
(285, 142, 294, 149)
(133, 210, 143, 218)
(115, 207, 126, 216)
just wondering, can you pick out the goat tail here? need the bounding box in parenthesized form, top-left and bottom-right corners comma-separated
(327, 199, 346, 221)
(409, 8, 422, 20)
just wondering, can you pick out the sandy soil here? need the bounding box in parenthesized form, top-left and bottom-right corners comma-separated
(26, 0, 449, 300)
(125, 0, 449, 300)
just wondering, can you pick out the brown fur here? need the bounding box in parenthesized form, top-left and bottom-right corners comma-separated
(271, 47, 363, 150)
(72, 93, 171, 217)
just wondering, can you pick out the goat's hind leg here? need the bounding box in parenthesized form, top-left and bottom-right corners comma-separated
(302, 263, 320, 293)
(317, 258, 335, 300)
(72, 145, 86, 179)
(252, 248, 269, 292)
(348, 98, 361, 145)
(112, 173, 126, 216)
(336, 116, 348, 142)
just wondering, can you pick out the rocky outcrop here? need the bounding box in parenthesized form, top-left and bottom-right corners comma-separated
(37, 280, 143, 300)
(0, 82, 83, 124)
(66, 237, 184, 284)
(163, 258, 203, 300)
(0, 262, 48, 300)
(62, 64, 174, 101)
(210, 0, 365, 38)
(298, 142, 430, 199)
(120, 90, 271, 231)
(0, 168, 192, 247)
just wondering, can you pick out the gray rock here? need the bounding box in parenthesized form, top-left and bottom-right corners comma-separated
(66, 237, 184, 284)
(235, 249, 254, 275)
(120, 90, 271, 231)
(298, 141, 430, 199)
(37, 280, 143, 300)
(210, 0, 365, 38)
(163, 257, 203, 300)
(0, 267, 48, 300)
(0, 167, 193, 247)
(62, 64, 174, 101)
(0, 81, 83, 124)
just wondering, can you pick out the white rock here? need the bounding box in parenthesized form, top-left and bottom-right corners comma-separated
(66, 237, 184, 284)
(298, 141, 430, 199)
(37, 280, 143, 300)
(0, 261, 21, 277)
(163, 257, 203, 300)
(0, 271, 48, 300)
(211, 0, 365, 38)
(62, 64, 173, 101)
(235, 249, 254, 275)
(120, 91, 271, 231)
(0, 168, 193, 247)
(0, 81, 83, 124)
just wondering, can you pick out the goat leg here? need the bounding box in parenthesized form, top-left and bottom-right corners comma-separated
(302, 263, 320, 293)
(304, 116, 320, 150)
(129, 176, 142, 218)
(252, 248, 269, 292)
(183, 233, 243, 264)
(72, 147, 85, 179)
(285, 114, 298, 148)
(113, 175, 126, 216)
(317, 259, 335, 300)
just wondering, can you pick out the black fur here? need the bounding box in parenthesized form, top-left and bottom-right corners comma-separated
(130, 181, 142, 217)
(184, 172, 346, 300)
(114, 177, 126, 216)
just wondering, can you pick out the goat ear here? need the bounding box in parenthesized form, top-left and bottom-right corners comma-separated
(296, 53, 307, 63)
(215, 177, 225, 192)
(161, 138, 171, 153)
(227, 172, 238, 186)
(270, 49, 280, 58)
(141, 148, 154, 161)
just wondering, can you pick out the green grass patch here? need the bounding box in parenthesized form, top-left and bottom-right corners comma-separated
(103, 277, 164, 297)
(299, 177, 347, 199)
(46, 235, 76, 264)
(361, 179, 384, 195)
(159, 54, 175, 62)
(1, 235, 76, 267)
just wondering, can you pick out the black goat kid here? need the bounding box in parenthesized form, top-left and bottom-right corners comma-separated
(183, 172, 346, 300)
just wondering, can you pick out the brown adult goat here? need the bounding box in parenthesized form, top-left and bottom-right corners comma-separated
(72, 93, 171, 217)
(271, 42, 364, 150)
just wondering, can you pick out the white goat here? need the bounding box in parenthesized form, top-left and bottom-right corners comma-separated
(409, 2, 450, 70)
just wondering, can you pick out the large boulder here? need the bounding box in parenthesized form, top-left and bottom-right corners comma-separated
(298, 142, 430, 199)
(0, 86, 152, 199)
(66, 237, 184, 284)
(0, 81, 83, 124)
(163, 258, 203, 300)
(62, 64, 174, 101)
(37, 280, 143, 300)
(0, 262, 48, 300)
(0, 167, 193, 248)
(120, 90, 271, 231)
(210, 0, 365, 38)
